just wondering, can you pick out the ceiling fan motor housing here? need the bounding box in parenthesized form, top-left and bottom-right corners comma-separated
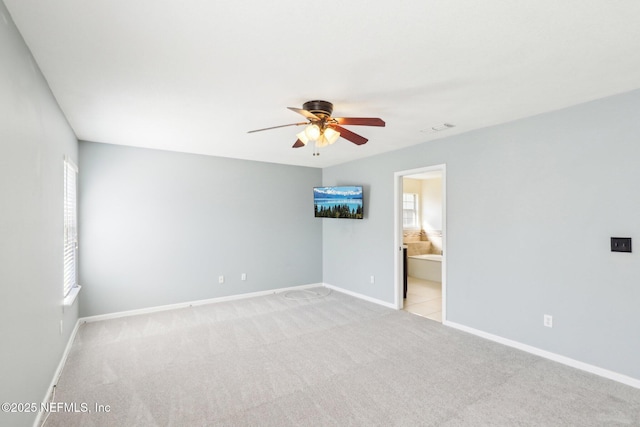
(303, 100, 333, 118)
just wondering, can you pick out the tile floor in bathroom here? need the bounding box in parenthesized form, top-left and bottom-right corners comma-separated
(402, 276, 442, 322)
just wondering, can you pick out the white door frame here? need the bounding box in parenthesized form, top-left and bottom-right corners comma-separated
(393, 164, 446, 322)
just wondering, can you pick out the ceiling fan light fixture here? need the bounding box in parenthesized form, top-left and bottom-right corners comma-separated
(316, 134, 330, 147)
(305, 124, 321, 141)
(296, 131, 309, 145)
(324, 127, 340, 144)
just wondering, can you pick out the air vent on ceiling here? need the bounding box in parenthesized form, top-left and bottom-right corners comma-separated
(421, 123, 455, 133)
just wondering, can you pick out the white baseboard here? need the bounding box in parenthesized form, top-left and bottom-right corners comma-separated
(79, 283, 325, 323)
(323, 283, 396, 309)
(33, 318, 82, 427)
(444, 320, 640, 390)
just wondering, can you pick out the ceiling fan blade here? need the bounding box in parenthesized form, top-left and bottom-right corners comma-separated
(247, 122, 307, 133)
(292, 139, 305, 148)
(287, 107, 319, 120)
(335, 117, 385, 127)
(333, 125, 368, 145)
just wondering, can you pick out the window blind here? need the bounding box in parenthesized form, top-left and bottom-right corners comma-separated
(403, 193, 419, 229)
(63, 157, 78, 298)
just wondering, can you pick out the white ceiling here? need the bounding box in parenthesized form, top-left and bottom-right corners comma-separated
(5, 1, 640, 168)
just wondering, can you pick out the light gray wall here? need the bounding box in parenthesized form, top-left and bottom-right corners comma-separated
(79, 141, 322, 316)
(0, 2, 79, 426)
(323, 89, 640, 380)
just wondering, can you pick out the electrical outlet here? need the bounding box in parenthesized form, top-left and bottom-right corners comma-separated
(543, 314, 553, 328)
(218, 275, 224, 284)
(59, 320, 63, 335)
(370, 275, 375, 284)
(611, 237, 632, 253)
(241, 273, 246, 281)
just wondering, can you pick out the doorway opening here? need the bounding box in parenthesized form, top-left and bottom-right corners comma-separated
(394, 165, 446, 323)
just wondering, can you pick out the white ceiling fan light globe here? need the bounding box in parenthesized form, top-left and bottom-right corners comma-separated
(316, 134, 330, 147)
(324, 127, 340, 144)
(296, 131, 309, 145)
(305, 124, 321, 141)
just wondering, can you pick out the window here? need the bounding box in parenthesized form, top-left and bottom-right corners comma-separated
(403, 193, 419, 229)
(63, 157, 78, 301)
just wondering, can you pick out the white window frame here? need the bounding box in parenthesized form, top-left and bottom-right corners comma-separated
(63, 157, 80, 306)
(403, 193, 420, 229)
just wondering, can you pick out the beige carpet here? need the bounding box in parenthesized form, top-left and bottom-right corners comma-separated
(43, 288, 640, 426)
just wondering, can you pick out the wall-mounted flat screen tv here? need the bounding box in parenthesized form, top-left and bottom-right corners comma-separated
(314, 186, 363, 219)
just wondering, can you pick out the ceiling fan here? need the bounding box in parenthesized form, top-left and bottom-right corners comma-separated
(248, 100, 385, 155)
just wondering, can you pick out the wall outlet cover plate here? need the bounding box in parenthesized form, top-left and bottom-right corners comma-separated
(611, 237, 632, 253)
